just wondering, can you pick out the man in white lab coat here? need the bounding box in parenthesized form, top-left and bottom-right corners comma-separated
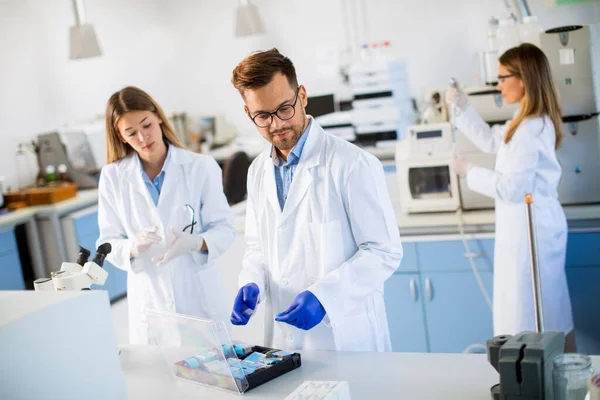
(229, 48, 403, 351)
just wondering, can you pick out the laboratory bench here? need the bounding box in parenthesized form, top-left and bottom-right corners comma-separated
(0, 189, 127, 302)
(393, 204, 600, 235)
(0, 208, 42, 291)
(120, 345, 600, 399)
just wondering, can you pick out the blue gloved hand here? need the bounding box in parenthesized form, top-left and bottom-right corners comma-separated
(275, 291, 326, 330)
(230, 283, 259, 326)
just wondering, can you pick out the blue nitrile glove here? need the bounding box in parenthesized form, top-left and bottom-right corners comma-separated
(275, 290, 326, 331)
(230, 283, 259, 326)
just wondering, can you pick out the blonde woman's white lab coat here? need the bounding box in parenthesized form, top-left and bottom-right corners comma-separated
(456, 105, 574, 336)
(97, 146, 236, 344)
(240, 118, 403, 352)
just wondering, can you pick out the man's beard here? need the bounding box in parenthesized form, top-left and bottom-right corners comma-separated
(270, 117, 306, 151)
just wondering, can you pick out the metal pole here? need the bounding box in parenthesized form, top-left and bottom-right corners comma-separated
(525, 193, 544, 333)
(72, 0, 85, 26)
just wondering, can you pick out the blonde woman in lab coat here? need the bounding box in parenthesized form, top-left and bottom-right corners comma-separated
(97, 86, 235, 344)
(446, 43, 575, 351)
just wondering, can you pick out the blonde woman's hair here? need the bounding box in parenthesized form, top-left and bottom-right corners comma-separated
(499, 43, 562, 148)
(105, 86, 183, 164)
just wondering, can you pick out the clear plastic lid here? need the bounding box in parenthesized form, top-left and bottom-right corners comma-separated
(145, 309, 249, 394)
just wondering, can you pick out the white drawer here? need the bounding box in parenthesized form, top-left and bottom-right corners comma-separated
(349, 71, 392, 85)
(324, 126, 356, 141)
(352, 106, 399, 124)
(355, 121, 399, 134)
(353, 97, 395, 109)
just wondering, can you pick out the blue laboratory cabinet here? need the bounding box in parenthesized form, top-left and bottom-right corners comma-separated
(565, 232, 600, 355)
(384, 231, 600, 355)
(0, 229, 25, 290)
(384, 271, 428, 351)
(384, 235, 496, 354)
(61, 206, 127, 302)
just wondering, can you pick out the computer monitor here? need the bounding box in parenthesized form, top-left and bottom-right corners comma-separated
(306, 94, 336, 118)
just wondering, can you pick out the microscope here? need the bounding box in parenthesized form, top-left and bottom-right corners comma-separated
(34, 243, 112, 291)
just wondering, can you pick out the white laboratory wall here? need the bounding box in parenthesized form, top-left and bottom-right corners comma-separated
(151, 0, 349, 135)
(1, 0, 599, 190)
(363, 0, 600, 97)
(0, 0, 177, 190)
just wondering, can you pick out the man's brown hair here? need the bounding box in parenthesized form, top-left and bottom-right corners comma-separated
(231, 48, 298, 97)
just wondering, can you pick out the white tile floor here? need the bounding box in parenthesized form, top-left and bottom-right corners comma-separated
(111, 297, 129, 345)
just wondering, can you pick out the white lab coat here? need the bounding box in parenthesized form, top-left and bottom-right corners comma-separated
(456, 105, 574, 336)
(240, 118, 403, 352)
(97, 146, 236, 344)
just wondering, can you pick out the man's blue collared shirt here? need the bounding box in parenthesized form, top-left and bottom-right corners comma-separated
(270, 120, 312, 211)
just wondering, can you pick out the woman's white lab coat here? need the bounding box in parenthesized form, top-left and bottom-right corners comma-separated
(240, 119, 403, 352)
(97, 146, 236, 344)
(456, 106, 574, 336)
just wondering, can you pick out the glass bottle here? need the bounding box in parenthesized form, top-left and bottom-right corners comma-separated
(57, 164, 70, 182)
(553, 353, 594, 400)
(45, 165, 57, 183)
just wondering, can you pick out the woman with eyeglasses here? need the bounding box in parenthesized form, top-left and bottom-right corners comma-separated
(446, 43, 575, 351)
(97, 86, 235, 344)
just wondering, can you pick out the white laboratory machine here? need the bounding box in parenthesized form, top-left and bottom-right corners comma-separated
(557, 116, 600, 205)
(540, 25, 600, 118)
(33, 243, 111, 292)
(396, 122, 460, 213)
(315, 110, 356, 142)
(541, 24, 600, 206)
(464, 87, 519, 124)
(348, 57, 415, 146)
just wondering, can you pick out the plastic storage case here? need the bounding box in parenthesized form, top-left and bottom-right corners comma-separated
(146, 309, 301, 394)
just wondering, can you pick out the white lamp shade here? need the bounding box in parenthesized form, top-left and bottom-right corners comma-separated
(69, 23, 102, 60)
(235, 3, 265, 37)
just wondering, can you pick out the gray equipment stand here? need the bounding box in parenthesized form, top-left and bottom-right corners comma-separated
(486, 194, 565, 400)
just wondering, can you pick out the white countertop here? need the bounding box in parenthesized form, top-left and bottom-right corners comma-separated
(0, 207, 38, 230)
(34, 189, 99, 217)
(120, 345, 600, 399)
(0, 189, 99, 229)
(2, 182, 598, 234)
(394, 204, 600, 230)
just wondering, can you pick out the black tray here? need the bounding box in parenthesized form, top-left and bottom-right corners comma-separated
(235, 345, 302, 393)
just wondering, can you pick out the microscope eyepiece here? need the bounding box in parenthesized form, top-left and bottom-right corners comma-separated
(92, 243, 112, 267)
(76, 246, 91, 266)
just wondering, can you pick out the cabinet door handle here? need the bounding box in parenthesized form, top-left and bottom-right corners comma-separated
(425, 277, 433, 301)
(409, 278, 417, 302)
